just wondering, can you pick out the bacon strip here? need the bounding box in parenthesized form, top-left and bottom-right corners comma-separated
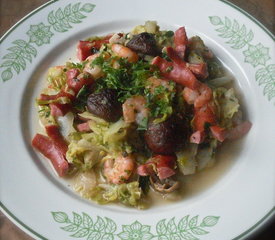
(32, 134, 69, 177)
(50, 103, 71, 117)
(151, 56, 200, 89)
(137, 155, 177, 180)
(174, 27, 188, 59)
(77, 35, 112, 61)
(45, 125, 68, 155)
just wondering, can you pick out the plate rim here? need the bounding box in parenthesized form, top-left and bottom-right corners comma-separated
(0, 0, 274, 239)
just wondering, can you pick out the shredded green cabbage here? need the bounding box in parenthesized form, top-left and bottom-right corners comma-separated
(176, 144, 198, 175)
(47, 66, 67, 90)
(66, 133, 105, 171)
(213, 87, 240, 128)
(88, 182, 142, 207)
(66, 112, 132, 171)
(196, 139, 218, 171)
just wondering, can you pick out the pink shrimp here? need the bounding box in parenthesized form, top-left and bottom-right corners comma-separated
(84, 53, 104, 80)
(111, 44, 138, 63)
(122, 96, 149, 124)
(183, 83, 212, 108)
(146, 77, 172, 93)
(103, 154, 135, 184)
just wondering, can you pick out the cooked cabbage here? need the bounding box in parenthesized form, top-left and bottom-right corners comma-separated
(213, 87, 240, 128)
(176, 144, 198, 175)
(131, 21, 159, 34)
(66, 132, 105, 171)
(47, 66, 67, 90)
(79, 112, 132, 153)
(196, 139, 218, 171)
(88, 182, 142, 207)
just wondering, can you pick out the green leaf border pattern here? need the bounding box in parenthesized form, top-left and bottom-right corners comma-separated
(52, 212, 220, 240)
(209, 16, 275, 103)
(0, 2, 95, 82)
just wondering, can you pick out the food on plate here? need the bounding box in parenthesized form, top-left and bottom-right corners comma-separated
(32, 21, 252, 208)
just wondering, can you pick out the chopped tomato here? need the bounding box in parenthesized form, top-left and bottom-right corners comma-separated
(32, 134, 69, 177)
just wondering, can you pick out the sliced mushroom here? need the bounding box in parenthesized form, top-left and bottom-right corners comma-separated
(126, 32, 160, 56)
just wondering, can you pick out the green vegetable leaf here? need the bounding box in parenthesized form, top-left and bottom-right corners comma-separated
(137, 117, 148, 130)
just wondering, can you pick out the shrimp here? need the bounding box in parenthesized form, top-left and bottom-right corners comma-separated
(146, 77, 172, 93)
(84, 53, 111, 79)
(111, 44, 138, 63)
(83, 54, 104, 80)
(122, 96, 149, 124)
(103, 154, 135, 184)
(183, 83, 212, 108)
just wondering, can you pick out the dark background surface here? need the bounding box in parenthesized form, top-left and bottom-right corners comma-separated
(0, 0, 274, 239)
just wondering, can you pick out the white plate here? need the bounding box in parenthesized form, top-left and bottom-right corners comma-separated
(0, 0, 274, 239)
